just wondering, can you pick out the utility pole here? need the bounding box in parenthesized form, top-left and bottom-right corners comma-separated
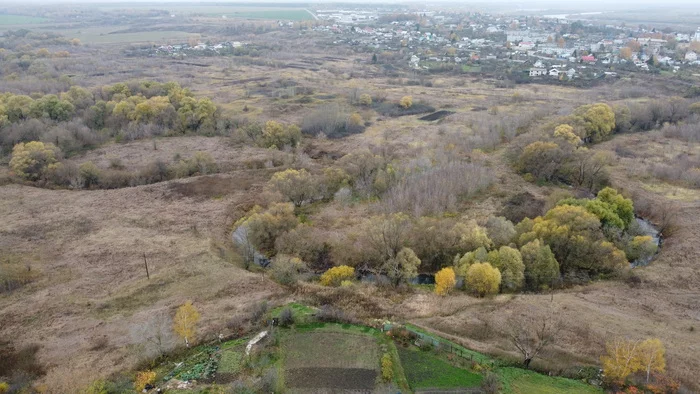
(143, 253, 150, 280)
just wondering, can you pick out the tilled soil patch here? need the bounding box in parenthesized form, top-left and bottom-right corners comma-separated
(286, 367, 376, 390)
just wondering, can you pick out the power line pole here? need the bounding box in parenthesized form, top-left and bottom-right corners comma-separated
(143, 253, 150, 280)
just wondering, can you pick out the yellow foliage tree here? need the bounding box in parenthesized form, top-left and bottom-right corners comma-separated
(359, 94, 373, 106)
(400, 96, 413, 109)
(261, 120, 302, 149)
(637, 338, 665, 383)
(465, 263, 501, 297)
(320, 265, 355, 287)
(348, 112, 364, 127)
(601, 338, 643, 383)
(553, 124, 582, 146)
(434, 267, 456, 296)
(134, 370, 156, 392)
(9, 141, 60, 181)
(173, 300, 200, 347)
(0, 382, 8, 394)
(575, 103, 616, 142)
(268, 168, 317, 207)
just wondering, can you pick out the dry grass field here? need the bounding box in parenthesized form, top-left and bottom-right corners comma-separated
(0, 178, 285, 391)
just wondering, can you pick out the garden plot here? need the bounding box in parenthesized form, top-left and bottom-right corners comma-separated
(282, 330, 380, 391)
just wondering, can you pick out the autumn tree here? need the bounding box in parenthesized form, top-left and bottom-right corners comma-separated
(261, 120, 302, 149)
(518, 204, 627, 276)
(400, 96, 413, 109)
(465, 262, 501, 297)
(455, 220, 493, 251)
(268, 168, 318, 207)
(518, 141, 569, 182)
(10, 141, 60, 181)
(359, 94, 373, 106)
(520, 240, 560, 290)
(410, 217, 467, 272)
(320, 265, 355, 287)
(574, 103, 616, 142)
(637, 338, 665, 383)
(455, 246, 489, 277)
(601, 338, 643, 383)
(79, 161, 101, 188)
(384, 247, 421, 286)
(553, 124, 582, 146)
(321, 167, 351, 199)
(269, 254, 305, 286)
(134, 371, 156, 392)
(177, 96, 217, 133)
(434, 267, 456, 296)
(237, 203, 298, 256)
(173, 301, 200, 347)
(338, 150, 386, 198)
(487, 246, 525, 292)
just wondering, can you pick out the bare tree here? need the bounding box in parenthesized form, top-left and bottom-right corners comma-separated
(505, 304, 561, 369)
(131, 310, 177, 359)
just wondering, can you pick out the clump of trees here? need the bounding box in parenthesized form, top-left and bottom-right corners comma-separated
(8, 143, 218, 189)
(9, 141, 60, 181)
(1, 81, 225, 158)
(601, 337, 669, 388)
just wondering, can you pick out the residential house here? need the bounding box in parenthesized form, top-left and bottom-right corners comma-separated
(548, 68, 560, 77)
(529, 67, 546, 76)
(581, 55, 596, 63)
(685, 51, 698, 62)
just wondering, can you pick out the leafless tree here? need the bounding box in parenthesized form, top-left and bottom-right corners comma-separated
(131, 310, 177, 359)
(505, 304, 561, 369)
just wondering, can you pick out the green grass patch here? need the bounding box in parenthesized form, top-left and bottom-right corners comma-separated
(270, 302, 316, 323)
(398, 346, 483, 389)
(218, 348, 243, 374)
(0, 14, 48, 25)
(498, 367, 603, 394)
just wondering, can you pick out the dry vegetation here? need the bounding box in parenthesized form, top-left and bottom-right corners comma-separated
(1, 17, 699, 393)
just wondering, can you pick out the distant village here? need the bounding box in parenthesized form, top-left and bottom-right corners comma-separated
(146, 7, 700, 82)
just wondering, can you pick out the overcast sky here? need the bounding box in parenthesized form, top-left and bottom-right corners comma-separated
(4, 0, 700, 11)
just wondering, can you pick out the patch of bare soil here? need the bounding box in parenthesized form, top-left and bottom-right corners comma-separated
(286, 367, 377, 390)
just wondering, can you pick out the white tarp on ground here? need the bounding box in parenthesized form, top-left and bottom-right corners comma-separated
(246, 330, 268, 355)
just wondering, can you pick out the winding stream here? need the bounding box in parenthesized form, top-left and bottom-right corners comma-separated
(631, 217, 661, 268)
